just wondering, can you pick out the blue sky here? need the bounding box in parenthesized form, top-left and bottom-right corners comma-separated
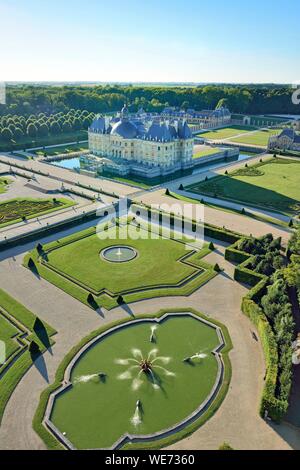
(1, 0, 299, 83)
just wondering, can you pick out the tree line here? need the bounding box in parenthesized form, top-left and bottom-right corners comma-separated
(0, 109, 95, 143)
(1, 84, 299, 117)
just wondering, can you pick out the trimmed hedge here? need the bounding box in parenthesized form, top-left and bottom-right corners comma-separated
(242, 295, 288, 422)
(226, 242, 290, 422)
(225, 241, 250, 264)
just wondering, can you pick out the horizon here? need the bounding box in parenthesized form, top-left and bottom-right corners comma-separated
(4, 81, 296, 87)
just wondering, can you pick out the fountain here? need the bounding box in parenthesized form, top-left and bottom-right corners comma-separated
(101, 246, 137, 263)
(150, 326, 157, 343)
(116, 342, 174, 391)
(183, 352, 207, 363)
(131, 400, 142, 427)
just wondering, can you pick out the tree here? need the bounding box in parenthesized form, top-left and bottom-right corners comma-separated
(27, 257, 36, 270)
(27, 123, 37, 138)
(87, 293, 98, 309)
(209, 242, 215, 251)
(72, 117, 82, 131)
(36, 243, 43, 255)
(50, 121, 61, 135)
(1, 127, 13, 142)
(179, 184, 184, 191)
(13, 127, 24, 141)
(214, 263, 222, 272)
(29, 340, 40, 357)
(219, 442, 234, 450)
(216, 98, 229, 109)
(33, 317, 44, 332)
(62, 121, 72, 133)
(165, 188, 170, 196)
(38, 123, 49, 137)
(117, 295, 124, 305)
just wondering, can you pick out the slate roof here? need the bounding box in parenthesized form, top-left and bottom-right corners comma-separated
(89, 108, 193, 142)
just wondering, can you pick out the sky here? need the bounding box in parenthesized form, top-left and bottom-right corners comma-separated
(1, 0, 300, 84)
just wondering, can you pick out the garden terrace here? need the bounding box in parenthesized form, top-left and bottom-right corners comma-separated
(229, 129, 280, 147)
(0, 197, 75, 228)
(186, 157, 300, 217)
(0, 289, 56, 423)
(197, 125, 257, 140)
(24, 220, 216, 310)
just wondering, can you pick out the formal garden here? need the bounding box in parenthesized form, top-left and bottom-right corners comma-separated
(197, 126, 280, 147)
(34, 309, 232, 450)
(225, 228, 300, 422)
(24, 218, 217, 310)
(33, 142, 88, 157)
(229, 129, 280, 147)
(196, 125, 257, 140)
(186, 157, 300, 216)
(0, 197, 75, 228)
(0, 289, 56, 424)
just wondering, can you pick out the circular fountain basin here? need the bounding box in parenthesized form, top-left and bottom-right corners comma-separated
(46, 313, 229, 450)
(100, 245, 138, 263)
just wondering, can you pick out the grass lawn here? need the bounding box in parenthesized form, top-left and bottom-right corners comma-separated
(0, 131, 87, 153)
(35, 309, 232, 450)
(0, 177, 11, 194)
(34, 142, 88, 157)
(229, 128, 280, 147)
(193, 147, 221, 159)
(103, 174, 152, 189)
(166, 191, 289, 229)
(25, 222, 215, 310)
(186, 157, 300, 216)
(0, 289, 56, 423)
(197, 125, 256, 141)
(50, 315, 221, 449)
(0, 197, 75, 228)
(0, 315, 20, 359)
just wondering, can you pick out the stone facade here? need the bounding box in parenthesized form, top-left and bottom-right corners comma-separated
(88, 106, 194, 178)
(269, 128, 300, 151)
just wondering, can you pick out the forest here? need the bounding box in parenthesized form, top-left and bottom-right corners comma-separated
(1, 83, 299, 117)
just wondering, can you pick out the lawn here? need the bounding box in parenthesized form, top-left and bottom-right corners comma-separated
(0, 131, 87, 153)
(0, 315, 20, 359)
(33, 308, 232, 450)
(34, 142, 88, 157)
(49, 314, 223, 449)
(186, 157, 300, 216)
(0, 289, 56, 423)
(0, 177, 11, 194)
(0, 197, 75, 228)
(197, 125, 256, 141)
(229, 128, 280, 147)
(25, 221, 215, 310)
(193, 147, 221, 159)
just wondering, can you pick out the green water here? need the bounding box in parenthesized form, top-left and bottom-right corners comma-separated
(51, 315, 220, 449)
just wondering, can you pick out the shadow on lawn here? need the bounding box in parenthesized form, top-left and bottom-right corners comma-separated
(31, 352, 49, 383)
(189, 172, 300, 216)
(33, 318, 52, 354)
